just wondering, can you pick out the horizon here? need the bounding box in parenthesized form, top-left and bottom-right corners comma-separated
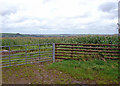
(1, 32, 118, 35)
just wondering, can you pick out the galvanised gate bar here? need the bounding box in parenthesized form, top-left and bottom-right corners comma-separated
(0, 43, 55, 68)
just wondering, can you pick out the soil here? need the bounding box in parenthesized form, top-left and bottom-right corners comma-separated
(2, 60, 85, 84)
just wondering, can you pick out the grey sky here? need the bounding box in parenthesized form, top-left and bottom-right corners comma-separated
(0, 0, 118, 34)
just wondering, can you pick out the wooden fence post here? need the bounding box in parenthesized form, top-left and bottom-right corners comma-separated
(71, 45, 73, 58)
(52, 43, 55, 63)
(39, 44, 41, 60)
(9, 46, 11, 66)
(25, 45, 27, 64)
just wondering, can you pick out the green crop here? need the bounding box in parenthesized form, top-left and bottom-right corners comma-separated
(1, 35, 119, 46)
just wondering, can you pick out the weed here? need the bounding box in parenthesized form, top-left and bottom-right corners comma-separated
(32, 80, 37, 83)
(15, 74, 19, 78)
(38, 68, 41, 72)
(48, 59, 118, 84)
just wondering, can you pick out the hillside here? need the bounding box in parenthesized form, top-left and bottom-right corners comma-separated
(0, 33, 82, 37)
(0, 33, 117, 38)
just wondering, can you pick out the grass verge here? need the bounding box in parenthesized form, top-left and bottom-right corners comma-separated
(48, 59, 118, 84)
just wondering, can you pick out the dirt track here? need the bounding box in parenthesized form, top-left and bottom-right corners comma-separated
(2, 61, 86, 84)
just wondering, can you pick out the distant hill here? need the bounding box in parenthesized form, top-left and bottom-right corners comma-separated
(1, 33, 79, 37)
(1, 33, 46, 37)
(0, 33, 117, 38)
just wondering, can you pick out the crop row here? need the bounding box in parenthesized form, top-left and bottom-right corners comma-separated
(1, 35, 119, 46)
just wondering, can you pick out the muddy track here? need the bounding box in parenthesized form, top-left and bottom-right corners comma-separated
(2, 61, 88, 84)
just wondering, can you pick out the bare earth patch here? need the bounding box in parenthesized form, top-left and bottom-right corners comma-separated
(2, 61, 85, 84)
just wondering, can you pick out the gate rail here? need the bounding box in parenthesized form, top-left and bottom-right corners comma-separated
(0, 43, 55, 68)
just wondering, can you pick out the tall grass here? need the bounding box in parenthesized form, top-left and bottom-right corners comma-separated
(48, 59, 118, 84)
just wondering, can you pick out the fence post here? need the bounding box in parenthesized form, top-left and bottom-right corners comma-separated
(9, 46, 11, 66)
(71, 45, 73, 58)
(52, 43, 55, 63)
(25, 45, 27, 64)
(39, 44, 40, 60)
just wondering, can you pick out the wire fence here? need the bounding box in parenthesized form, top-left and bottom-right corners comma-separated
(0, 43, 55, 68)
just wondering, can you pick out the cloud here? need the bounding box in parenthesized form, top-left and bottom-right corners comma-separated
(0, 8, 17, 16)
(99, 2, 117, 12)
(0, 0, 118, 34)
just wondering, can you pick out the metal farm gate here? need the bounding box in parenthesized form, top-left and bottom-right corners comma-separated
(0, 43, 55, 68)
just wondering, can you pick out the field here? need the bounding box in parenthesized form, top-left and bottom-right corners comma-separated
(1, 35, 119, 46)
(1, 35, 119, 84)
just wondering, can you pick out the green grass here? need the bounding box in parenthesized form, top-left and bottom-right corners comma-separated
(48, 59, 118, 84)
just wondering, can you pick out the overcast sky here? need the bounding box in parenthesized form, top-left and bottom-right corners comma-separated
(0, 0, 119, 34)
